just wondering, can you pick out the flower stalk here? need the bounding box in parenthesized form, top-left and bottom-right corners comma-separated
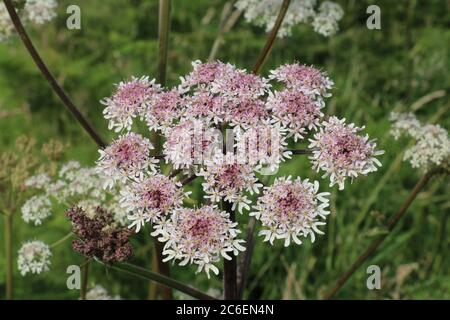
(2, 0, 106, 148)
(80, 259, 90, 300)
(252, 0, 291, 74)
(102, 261, 217, 300)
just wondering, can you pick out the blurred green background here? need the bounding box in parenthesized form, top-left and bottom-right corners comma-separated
(0, 0, 449, 299)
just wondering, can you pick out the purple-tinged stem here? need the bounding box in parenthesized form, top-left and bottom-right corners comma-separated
(3, 0, 106, 148)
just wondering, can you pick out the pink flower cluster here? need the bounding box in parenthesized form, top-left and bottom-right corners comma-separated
(152, 205, 245, 278)
(96, 60, 383, 276)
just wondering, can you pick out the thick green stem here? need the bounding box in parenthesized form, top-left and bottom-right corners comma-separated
(4, 213, 13, 300)
(223, 202, 237, 300)
(156, 0, 171, 86)
(103, 261, 217, 300)
(3, 0, 106, 148)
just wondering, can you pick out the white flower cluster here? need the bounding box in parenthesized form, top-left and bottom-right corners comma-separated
(390, 112, 450, 171)
(0, 0, 57, 41)
(235, 0, 344, 37)
(22, 161, 128, 227)
(85, 285, 121, 300)
(17, 240, 51, 276)
(0, 3, 14, 41)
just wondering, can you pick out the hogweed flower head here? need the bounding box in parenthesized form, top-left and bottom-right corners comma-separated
(309, 117, 384, 190)
(24, 0, 57, 25)
(180, 60, 235, 89)
(312, 1, 344, 37)
(121, 174, 189, 232)
(17, 240, 51, 276)
(152, 205, 245, 278)
(251, 176, 330, 246)
(389, 112, 422, 139)
(163, 119, 221, 169)
(0, 3, 14, 41)
(101, 76, 160, 132)
(97, 132, 157, 188)
(267, 89, 323, 141)
(236, 0, 343, 38)
(270, 62, 334, 98)
(21, 194, 52, 226)
(198, 154, 262, 213)
(235, 123, 292, 173)
(86, 285, 121, 300)
(24, 173, 51, 189)
(390, 112, 450, 171)
(145, 89, 183, 131)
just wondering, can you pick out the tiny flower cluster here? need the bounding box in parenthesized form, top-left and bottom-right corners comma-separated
(17, 240, 51, 276)
(1, 0, 57, 41)
(390, 112, 450, 171)
(251, 176, 330, 246)
(235, 0, 344, 38)
(96, 60, 383, 276)
(23, 160, 128, 227)
(309, 116, 384, 190)
(86, 285, 122, 300)
(152, 206, 245, 278)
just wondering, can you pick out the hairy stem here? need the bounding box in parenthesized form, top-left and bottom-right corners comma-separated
(324, 168, 440, 299)
(3, 0, 106, 148)
(103, 261, 217, 300)
(4, 213, 13, 300)
(252, 0, 291, 74)
(80, 259, 90, 300)
(237, 216, 256, 298)
(223, 201, 238, 300)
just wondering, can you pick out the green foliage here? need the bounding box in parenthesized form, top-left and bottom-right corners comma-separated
(0, 0, 448, 299)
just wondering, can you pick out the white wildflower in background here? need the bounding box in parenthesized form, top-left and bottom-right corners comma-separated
(152, 206, 245, 278)
(24, 0, 57, 25)
(1, 0, 58, 42)
(0, 3, 14, 41)
(85, 285, 121, 300)
(17, 240, 51, 276)
(389, 112, 422, 139)
(21, 195, 52, 225)
(251, 176, 330, 246)
(236, 0, 344, 38)
(23, 160, 130, 228)
(390, 112, 450, 171)
(312, 1, 344, 36)
(25, 173, 51, 189)
(309, 117, 384, 190)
